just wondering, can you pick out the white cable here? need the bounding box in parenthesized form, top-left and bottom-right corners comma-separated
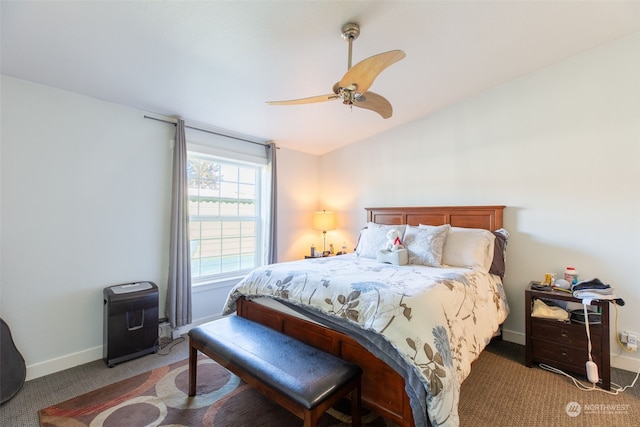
(539, 299, 639, 395)
(539, 303, 636, 394)
(583, 303, 593, 362)
(539, 363, 640, 395)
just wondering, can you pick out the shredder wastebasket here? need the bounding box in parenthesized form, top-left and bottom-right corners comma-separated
(103, 281, 158, 367)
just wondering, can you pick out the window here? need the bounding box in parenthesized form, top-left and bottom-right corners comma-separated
(187, 151, 266, 283)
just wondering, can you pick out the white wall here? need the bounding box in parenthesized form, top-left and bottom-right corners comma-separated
(320, 32, 640, 371)
(273, 148, 321, 262)
(1, 76, 174, 378)
(3, 32, 638, 380)
(0, 76, 320, 379)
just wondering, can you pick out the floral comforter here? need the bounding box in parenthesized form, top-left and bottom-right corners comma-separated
(223, 254, 509, 427)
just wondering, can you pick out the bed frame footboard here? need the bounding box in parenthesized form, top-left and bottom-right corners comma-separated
(236, 297, 415, 427)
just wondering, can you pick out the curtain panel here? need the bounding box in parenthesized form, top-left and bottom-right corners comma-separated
(266, 142, 278, 264)
(166, 118, 192, 328)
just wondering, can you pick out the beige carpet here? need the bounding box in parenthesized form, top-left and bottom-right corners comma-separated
(3, 338, 638, 427)
(459, 341, 639, 426)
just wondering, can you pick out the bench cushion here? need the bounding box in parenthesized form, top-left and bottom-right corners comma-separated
(189, 316, 361, 409)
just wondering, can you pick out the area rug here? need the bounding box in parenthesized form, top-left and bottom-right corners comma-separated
(38, 356, 387, 427)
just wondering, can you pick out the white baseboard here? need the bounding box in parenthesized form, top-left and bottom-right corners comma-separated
(26, 345, 103, 381)
(610, 351, 640, 373)
(25, 314, 224, 381)
(502, 328, 525, 345)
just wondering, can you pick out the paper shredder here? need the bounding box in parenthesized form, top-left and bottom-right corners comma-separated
(103, 281, 158, 367)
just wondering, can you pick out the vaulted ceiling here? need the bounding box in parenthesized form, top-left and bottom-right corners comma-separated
(2, 1, 639, 155)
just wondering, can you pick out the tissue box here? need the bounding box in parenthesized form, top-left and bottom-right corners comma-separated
(376, 249, 408, 266)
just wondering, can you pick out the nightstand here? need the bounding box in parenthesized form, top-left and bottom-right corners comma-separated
(305, 253, 344, 259)
(525, 282, 610, 390)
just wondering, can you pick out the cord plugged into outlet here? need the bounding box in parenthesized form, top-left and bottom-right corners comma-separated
(627, 332, 638, 351)
(620, 331, 638, 351)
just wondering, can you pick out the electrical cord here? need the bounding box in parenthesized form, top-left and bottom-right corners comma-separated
(583, 303, 593, 363)
(154, 335, 185, 356)
(539, 301, 639, 395)
(613, 301, 635, 353)
(539, 363, 639, 395)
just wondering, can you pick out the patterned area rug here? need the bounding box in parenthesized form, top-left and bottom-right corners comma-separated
(38, 356, 387, 427)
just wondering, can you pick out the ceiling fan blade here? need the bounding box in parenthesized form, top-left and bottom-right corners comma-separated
(353, 91, 393, 119)
(339, 50, 405, 94)
(266, 94, 339, 105)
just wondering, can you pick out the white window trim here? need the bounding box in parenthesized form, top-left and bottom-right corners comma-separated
(187, 142, 267, 165)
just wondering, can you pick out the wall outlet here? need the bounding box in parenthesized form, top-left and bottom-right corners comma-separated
(159, 322, 172, 340)
(621, 330, 638, 351)
(620, 331, 628, 343)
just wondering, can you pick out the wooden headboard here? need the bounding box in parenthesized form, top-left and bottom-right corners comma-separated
(366, 205, 505, 231)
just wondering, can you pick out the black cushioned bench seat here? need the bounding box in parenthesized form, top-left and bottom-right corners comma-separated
(188, 315, 362, 427)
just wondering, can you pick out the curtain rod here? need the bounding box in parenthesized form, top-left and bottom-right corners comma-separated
(144, 115, 274, 148)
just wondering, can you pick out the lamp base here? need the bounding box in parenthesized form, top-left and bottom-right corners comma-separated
(322, 231, 327, 253)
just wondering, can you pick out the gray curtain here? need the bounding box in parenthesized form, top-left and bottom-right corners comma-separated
(166, 118, 192, 328)
(266, 142, 278, 264)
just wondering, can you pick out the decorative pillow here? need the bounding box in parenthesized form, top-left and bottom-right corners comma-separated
(422, 225, 495, 272)
(403, 224, 450, 267)
(489, 228, 509, 278)
(355, 223, 407, 259)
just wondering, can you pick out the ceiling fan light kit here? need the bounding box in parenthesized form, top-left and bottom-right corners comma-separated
(267, 22, 405, 119)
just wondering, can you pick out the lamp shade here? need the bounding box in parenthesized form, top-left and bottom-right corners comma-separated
(312, 210, 336, 232)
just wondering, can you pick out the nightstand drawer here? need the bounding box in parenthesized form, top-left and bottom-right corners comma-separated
(531, 318, 599, 346)
(531, 338, 599, 369)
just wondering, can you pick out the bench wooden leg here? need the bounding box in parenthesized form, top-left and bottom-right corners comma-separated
(303, 410, 317, 427)
(351, 377, 361, 427)
(188, 339, 198, 397)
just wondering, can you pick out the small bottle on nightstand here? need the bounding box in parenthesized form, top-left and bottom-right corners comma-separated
(564, 267, 579, 284)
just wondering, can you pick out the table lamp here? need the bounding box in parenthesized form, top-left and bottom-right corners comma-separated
(312, 210, 336, 254)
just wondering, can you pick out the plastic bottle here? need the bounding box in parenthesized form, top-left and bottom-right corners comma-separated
(564, 267, 579, 284)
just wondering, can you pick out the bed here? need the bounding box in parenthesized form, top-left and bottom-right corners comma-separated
(223, 206, 509, 427)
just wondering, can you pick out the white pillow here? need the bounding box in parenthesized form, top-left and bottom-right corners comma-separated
(403, 224, 450, 267)
(355, 223, 407, 259)
(420, 225, 496, 272)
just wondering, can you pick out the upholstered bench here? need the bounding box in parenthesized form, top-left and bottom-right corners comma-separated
(188, 316, 362, 427)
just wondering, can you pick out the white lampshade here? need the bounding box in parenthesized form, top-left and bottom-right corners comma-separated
(312, 210, 336, 232)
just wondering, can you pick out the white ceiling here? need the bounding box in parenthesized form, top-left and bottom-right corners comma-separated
(2, 1, 639, 155)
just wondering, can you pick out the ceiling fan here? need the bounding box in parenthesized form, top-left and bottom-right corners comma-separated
(267, 23, 405, 119)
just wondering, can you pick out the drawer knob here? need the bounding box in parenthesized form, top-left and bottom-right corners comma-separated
(560, 329, 569, 338)
(561, 348, 568, 357)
